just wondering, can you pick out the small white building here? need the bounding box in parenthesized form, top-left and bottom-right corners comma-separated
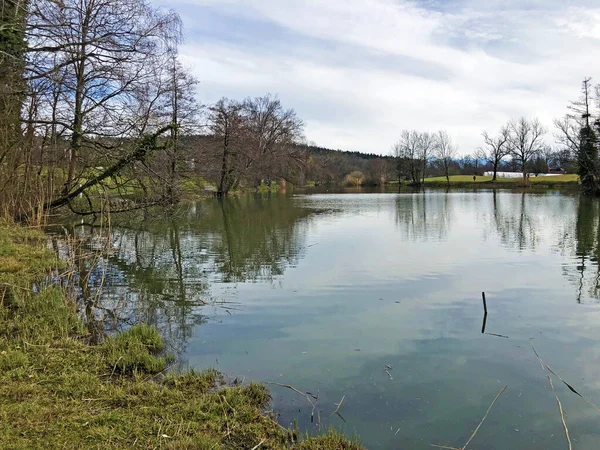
(483, 171, 563, 178)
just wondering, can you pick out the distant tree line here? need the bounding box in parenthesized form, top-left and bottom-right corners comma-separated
(179, 135, 396, 190)
(389, 78, 600, 191)
(3, 0, 600, 222)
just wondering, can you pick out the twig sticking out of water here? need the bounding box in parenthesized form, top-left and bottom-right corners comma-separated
(266, 382, 319, 425)
(531, 343, 600, 413)
(267, 382, 312, 403)
(548, 375, 572, 450)
(481, 308, 487, 334)
(385, 365, 393, 380)
(331, 395, 345, 415)
(431, 386, 507, 450)
(330, 395, 346, 422)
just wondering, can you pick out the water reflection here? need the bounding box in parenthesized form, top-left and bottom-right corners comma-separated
(492, 192, 539, 251)
(49, 190, 600, 449)
(52, 191, 600, 341)
(52, 194, 313, 353)
(564, 196, 600, 303)
(394, 194, 452, 242)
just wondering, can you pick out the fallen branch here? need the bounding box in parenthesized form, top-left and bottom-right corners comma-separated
(266, 382, 315, 407)
(532, 343, 600, 413)
(266, 382, 319, 424)
(330, 394, 346, 422)
(548, 375, 572, 450)
(331, 394, 345, 416)
(431, 386, 507, 450)
(385, 364, 393, 380)
(461, 386, 507, 450)
(531, 342, 546, 370)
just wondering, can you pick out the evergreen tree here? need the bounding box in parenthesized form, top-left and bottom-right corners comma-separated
(574, 79, 598, 194)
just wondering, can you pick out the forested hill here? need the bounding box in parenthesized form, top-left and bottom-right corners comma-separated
(298, 143, 392, 161)
(183, 135, 396, 187)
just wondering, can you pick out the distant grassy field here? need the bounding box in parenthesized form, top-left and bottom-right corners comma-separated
(423, 174, 579, 186)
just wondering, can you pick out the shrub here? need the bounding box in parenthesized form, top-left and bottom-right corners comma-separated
(343, 171, 365, 187)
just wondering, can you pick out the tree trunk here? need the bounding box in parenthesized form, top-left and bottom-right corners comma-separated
(217, 126, 230, 196)
(167, 57, 179, 202)
(492, 161, 498, 181)
(40, 124, 174, 213)
(65, 20, 89, 195)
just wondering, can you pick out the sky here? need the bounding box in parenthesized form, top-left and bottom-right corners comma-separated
(155, 0, 600, 155)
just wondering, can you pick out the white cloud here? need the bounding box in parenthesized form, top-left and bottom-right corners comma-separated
(166, 0, 600, 154)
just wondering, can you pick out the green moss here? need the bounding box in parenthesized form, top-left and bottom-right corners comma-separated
(0, 222, 364, 449)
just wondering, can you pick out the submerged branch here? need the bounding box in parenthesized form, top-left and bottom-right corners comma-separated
(548, 375, 572, 450)
(431, 386, 507, 450)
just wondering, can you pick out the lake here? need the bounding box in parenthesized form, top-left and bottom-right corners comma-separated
(57, 190, 600, 449)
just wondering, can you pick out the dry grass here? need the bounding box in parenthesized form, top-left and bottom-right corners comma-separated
(0, 221, 363, 449)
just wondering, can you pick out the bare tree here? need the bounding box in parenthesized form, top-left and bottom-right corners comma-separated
(392, 130, 422, 185)
(554, 116, 582, 156)
(241, 94, 304, 187)
(163, 54, 200, 202)
(480, 126, 510, 181)
(208, 95, 304, 196)
(472, 148, 486, 176)
(392, 130, 434, 186)
(25, 0, 182, 195)
(418, 132, 435, 185)
(366, 158, 391, 185)
(435, 130, 457, 185)
(507, 117, 547, 182)
(208, 99, 244, 196)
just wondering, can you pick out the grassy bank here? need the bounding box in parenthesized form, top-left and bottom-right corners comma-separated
(422, 174, 579, 188)
(0, 222, 362, 449)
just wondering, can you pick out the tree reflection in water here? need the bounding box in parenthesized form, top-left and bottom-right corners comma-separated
(49, 191, 600, 362)
(50, 194, 313, 357)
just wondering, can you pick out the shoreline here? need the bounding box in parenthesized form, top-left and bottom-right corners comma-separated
(0, 221, 362, 450)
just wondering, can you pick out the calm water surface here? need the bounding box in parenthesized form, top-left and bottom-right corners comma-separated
(62, 191, 600, 449)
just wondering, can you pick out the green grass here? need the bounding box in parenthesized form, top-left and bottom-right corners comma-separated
(0, 221, 363, 449)
(423, 174, 579, 186)
(298, 429, 363, 449)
